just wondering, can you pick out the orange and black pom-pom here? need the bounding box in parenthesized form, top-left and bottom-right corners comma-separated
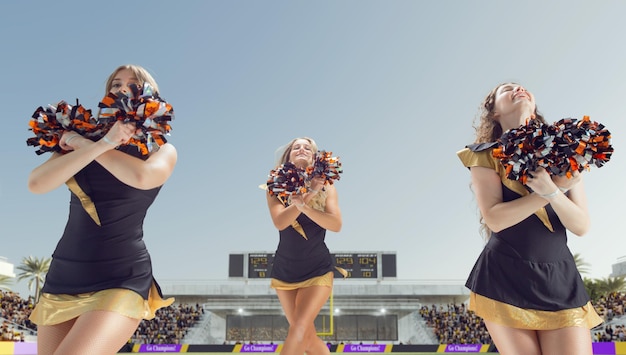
(266, 151, 343, 197)
(267, 162, 307, 197)
(26, 100, 100, 155)
(97, 82, 174, 155)
(306, 150, 343, 184)
(493, 116, 613, 183)
(27, 83, 175, 156)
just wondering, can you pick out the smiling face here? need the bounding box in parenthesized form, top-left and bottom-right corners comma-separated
(493, 83, 536, 121)
(288, 138, 316, 167)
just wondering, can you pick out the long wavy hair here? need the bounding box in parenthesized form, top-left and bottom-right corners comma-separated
(472, 83, 546, 238)
(472, 82, 546, 144)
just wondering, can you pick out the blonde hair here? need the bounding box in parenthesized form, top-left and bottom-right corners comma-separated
(278, 137, 328, 210)
(104, 64, 160, 95)
(277, 137, 318, 166)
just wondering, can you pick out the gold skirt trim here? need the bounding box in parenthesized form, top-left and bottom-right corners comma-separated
(29, 283, 175, 326)
(469, 292, 603, 330)
(271, 271, 334, 290)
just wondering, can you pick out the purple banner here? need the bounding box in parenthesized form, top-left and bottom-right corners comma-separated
(343, 344, 387, 353)
(240, 344, 279, 352)
(138, 344, 183, 353)
(14, 342, 37, 355)
(444, 344, 483, 353)
(592, 342, 615, 355)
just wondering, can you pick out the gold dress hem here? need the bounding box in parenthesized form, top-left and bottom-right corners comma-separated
(271, 271, 334, 290)
(29, 282, 174, 326)
(469, 292, 603, 330)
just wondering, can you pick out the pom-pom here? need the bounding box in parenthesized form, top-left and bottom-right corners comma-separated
(266, 162, 307, 197)
(27, 83, 174, 156)
(98, 82, 174, 155)
(493, 116, 613, 183)
(266, 151, 343, 196)
(306, 150, 343, 184)
(26, 100, 100, 155)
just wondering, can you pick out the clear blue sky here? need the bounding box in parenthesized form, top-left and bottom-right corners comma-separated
(2, 1, 625, 298)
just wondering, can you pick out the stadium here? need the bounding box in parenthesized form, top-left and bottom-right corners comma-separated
(3, 252, 626, 354)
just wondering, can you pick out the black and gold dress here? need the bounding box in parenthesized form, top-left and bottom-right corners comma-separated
(457, 143, 602, 330)
(30, 146, 173, 326)
(270, 193, 336, 290)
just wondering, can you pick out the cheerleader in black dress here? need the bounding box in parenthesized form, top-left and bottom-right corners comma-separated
(28, 64, 177, 355)
(266, 137, 342, 355)
(457, 83, 603, 355)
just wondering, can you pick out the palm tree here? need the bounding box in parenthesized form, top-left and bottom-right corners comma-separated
(16, 255, 51, 303)
(573, 253, 591, 276)
(0, 275, 13, 291)
(596, 276, 626, 295)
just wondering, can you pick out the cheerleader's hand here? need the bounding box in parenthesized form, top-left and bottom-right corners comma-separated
(526, 167, 558, 196)
(290, 194, 306, 210)
(309, 177, 325, 194)
(552, 170, 582, 192)
(102, 121, 137, 147)
(59, 131, 83, 151)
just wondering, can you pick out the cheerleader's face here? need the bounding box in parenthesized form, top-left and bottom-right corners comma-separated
(109, 69, 141, 95)
(493, 83, 536, 119)
(289, 139, 314, 167)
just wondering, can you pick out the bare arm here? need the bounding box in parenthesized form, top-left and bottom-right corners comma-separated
(28, 139, 116, 194)
(28, 121, 177, 193)
(266, 184, 342, 232)
(528, 170, 589, 236)
(294, 185, 342, 232)
(472, 166, 589, 235)
(266, 193, 304, 231)
(94, 143, 177, 190)
(471, 166, 548, 232)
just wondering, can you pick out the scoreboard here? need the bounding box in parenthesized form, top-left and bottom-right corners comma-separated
(332, 253, 378, 279)
(248, 253, 272, 278)
(233, 252, 396, 280)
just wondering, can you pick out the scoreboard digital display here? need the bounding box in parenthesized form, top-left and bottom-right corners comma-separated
(247, 253, 378, 279)
(248, 253, 273, 278)
(333, 253, 378, 279)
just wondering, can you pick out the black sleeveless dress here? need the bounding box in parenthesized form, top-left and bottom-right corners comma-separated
(457, 143, 602, 329)
(271, 211, 335, 283)
(42, 146, 164, 300)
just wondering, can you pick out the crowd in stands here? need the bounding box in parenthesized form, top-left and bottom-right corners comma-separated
(592, 292, 626, 342)
(419, 303, 492, 344)
(131, 303, 204, 344)
(594, 292, 626, 321)
(0, 290, 37, 341)
(0, 289, 203, 344)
